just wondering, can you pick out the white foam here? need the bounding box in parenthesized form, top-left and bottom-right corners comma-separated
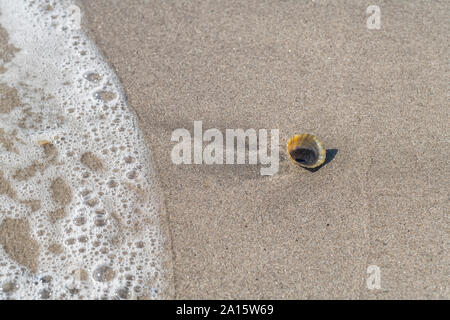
(0, 0, 173, 299)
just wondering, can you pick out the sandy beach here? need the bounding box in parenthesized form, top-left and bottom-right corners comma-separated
(79, 0, 449, 299)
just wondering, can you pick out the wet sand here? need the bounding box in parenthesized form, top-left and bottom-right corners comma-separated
(80, 0, 449, 299)
(0, 1, 173, 299)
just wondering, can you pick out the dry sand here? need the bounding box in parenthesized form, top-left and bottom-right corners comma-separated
(78, 0, 448, 299)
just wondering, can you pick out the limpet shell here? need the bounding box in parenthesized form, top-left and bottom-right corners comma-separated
(286, 134, 326, 168)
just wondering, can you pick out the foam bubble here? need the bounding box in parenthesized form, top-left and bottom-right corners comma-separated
(0, 0, 173, 299)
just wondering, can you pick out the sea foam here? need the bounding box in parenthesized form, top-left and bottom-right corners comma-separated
(0, 0, 173, 299)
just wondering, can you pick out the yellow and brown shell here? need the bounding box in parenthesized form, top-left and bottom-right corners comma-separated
(286, 134, 326, 169)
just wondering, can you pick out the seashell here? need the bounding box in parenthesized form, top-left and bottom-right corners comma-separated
(286, 134, 326, 168)
(37, 140, 51, 146)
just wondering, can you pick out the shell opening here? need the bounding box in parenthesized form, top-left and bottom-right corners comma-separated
(289, 147, 318, 166)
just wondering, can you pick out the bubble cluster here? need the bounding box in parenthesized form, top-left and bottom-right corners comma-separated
(0, 0, 173, 299)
